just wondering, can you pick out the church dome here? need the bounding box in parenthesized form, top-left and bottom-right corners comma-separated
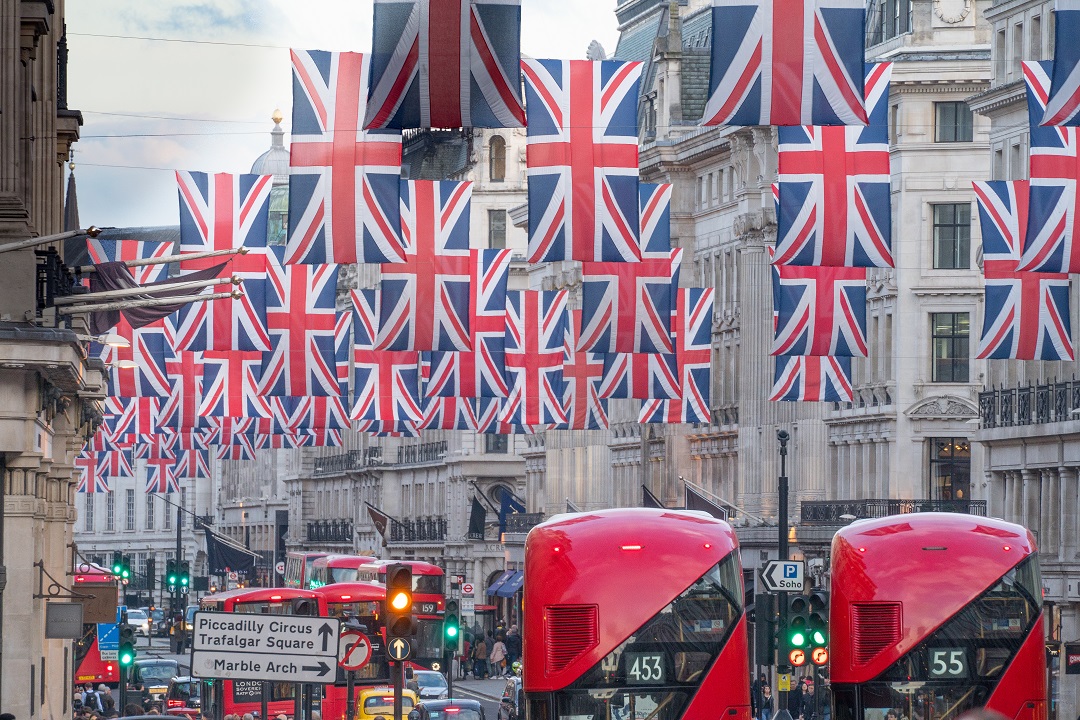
(250, 109, 290, 185)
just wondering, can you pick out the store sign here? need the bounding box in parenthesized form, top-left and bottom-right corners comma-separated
(1065, 644, 1080, 675)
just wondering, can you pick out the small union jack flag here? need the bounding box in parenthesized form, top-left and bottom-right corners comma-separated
(474, 398, 547, 435)
(522, 59, 643, 263)
(365, 0, 526, 130)
(1042, 0, 1080, 126)
(172, 171, 274, 352)
(287, 50, 404, 265)
(215, 438, 257, 461)
(639, 184, 674, 260)
(501, 290, 569, 427)
(417, 397, 478, 431)
(144, 455, 180, 494)
(174, 448, 211, 480)
(557, 311, 608, 431)
(637, 288, 715, 424)
(352, 288, 380, 350)
(377, 181, 473, 352)
(772, 263, 867, 357)
(158, 352, 208, 430)
(134, 434, 175, 460)
(104, 398, 161, 438)
(96, 450, 134, 479)
(578, 249, 681, 354)
(974, 180, 1074, 361)
(770, 355, 853, 402)
(271, 397, 351, 432)
(776, 63, 893, 268)
(352, 350, 424, 426)
(1021, 62, 1080, 273)
(357, 419, 421, 437)
(597, 353, 680, 400)
(76, 454, 111, 493)
(87, 237, 174, 284)
(197, 351, 272, 419)
(702, 0, 868, 127)
(96, 319, 176, 398)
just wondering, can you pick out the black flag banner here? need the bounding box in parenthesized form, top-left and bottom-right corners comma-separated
(366, 501, 392, 538)
(685, 484, 729, 520)
(467, 497, 486, 541)
(204, 526, 258, 576)
(641, 484, 664, 509)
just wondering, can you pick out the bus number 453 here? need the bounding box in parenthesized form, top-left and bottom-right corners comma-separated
(930, 649, 967, 678)
(626, 653, 665, 685)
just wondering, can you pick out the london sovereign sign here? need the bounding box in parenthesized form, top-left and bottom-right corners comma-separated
(190, 611, 341, 684)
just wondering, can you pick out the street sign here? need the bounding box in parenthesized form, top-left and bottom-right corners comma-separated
(461, 598, 475, 613)
(275, 561, 285, 575)
(461, 583, 474, 596)
(778, 674, 792, 692)
(339, 631, 373, 671)
(387, 637, 411, 662)
(190, 611, 341, 684)
(97, 623, 119, 652)
(761, 560, 805, 592)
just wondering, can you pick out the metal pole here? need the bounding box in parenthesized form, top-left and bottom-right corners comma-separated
(293, 683, 302, 720)
(175, 504, 184, 651)
(0, 226, 102, 254)
(445, 648, 453, 700)
(58, 289, 242, 315)
(119, 662, 128, 713)
(346, 671, 356, 720)
(393, 661, 403, 720)
(76, 245, 247, 274)
(777, 430, 791, 708)
(261, 682, 269, 720)
(53, 275, 240, 304)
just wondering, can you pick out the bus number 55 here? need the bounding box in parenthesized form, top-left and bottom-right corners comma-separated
(930, 649, 967, 678)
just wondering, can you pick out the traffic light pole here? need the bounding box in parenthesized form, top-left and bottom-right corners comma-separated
(445, 649, 453, 699)
(119, 663, 128, 713)
(777, 431, 791, 700)
(393, 661, 403, 720)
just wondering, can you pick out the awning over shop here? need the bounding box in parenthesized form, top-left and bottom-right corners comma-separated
(486, 569, 515, 597)
(494, 570, 523, 597)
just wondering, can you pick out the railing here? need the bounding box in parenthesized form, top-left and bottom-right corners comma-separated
(979, 380, 1080, 428)
(395, 441, 448, 466)
(801, 499, 987, 525)
(390, 517, 447, 543)
(312, 448, 382, 477)
(36, 248, 82, 315)
(306, 519, 354, 543)
(504, 513, 544, 534)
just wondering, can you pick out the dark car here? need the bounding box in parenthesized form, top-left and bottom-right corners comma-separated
(150, 608, 168, 637)
(130, 659, 180, 710)
(164, 676, 201, 719)
(410, 699, 485, 720)
(497, 677, 523, 720)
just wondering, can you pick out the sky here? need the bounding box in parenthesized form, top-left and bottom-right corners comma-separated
(66, 0, 622, 229)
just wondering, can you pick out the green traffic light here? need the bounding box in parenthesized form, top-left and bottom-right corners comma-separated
(812, 630, 826, 645)
(181, 577, 189, 586)
(791, 631, 806, 646)
(119, 649, 134, 666)
(446, 625, 459, 638)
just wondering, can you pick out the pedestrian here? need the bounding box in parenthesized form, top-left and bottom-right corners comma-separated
(803, 681, 817, 720)
(82, 683, 103, 714)
(788, 680, 803, 720)
(760, 686, 774, 720)
(472, 633, 489, 678)
(102, 696, 119, 719)
(505, 625, 521, 665)
(0, 713, 15, 720)
(490, 637, 507, 677)
(751, 672, 766, 717)
(242, 714, 254, 720)
(123, 704, 143, 717)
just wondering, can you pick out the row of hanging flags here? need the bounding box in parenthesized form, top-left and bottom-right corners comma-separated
(74, 0, 1080, 493)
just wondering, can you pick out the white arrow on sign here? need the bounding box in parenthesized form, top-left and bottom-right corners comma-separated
(761, 560, 805, 592)
(387, 637, 411, 661)
(339, 631, 373, 671)
(191, 651, 334, 684)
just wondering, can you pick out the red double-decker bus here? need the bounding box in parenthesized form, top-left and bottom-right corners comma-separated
(73, 564, 121, 690)
(309, 555, 378, 588)
(355, 560, 445, 670)
(198, 588, 328, 719)
(523, 508, 751, 720)
(284, 552, 328, 589)
(830, 513, 1046, 720)
(314, 583, 391, 720)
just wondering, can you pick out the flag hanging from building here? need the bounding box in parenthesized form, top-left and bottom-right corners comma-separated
(701, 0, 868, 127)
(770, 354, 853, 401)
(271, 397, 351, 432)
(144, 455, 181, 494)
(352, 350, 424, 425)
(501, 290, 569, 427)
(377, 181, 474, 352)
(418, 397, 479, 431)
(365, 501, 394, 541)
(158, 351, 208, 430)
(558, 310, 609, 430)
(685, 483, 729, 520)
(204, 526, 258, 575)
(96, 450, 134, 479)
(287, 50, 405, 264)
(598, 352, 680, 400)
(87, 237, 175, 285)
(467, 496, 487, 540)
(974, 179, 1074, 361)
(638, 184, 674, 259)
(365, 0, 526, 129)
(1040, 0, 1080, 126)
(197, 351, 272, 419)
(174, 448, 212, 480)
(775, 63, 893, 268)
(641, 484, 664, 508)
(637, 288, 715, 424)
(97, 319, 176, 398)
(75, 453, 111, 494)
(522, 59, 643, 263)
(771, 263, 868, 357)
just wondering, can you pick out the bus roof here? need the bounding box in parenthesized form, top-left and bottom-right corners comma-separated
(358, 560, 444, 575)
(314, 555, 379, 570)
(201, 587, 322, 604)
(313, 582, 386, 603)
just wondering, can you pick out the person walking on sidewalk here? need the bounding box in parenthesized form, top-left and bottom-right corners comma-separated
(472, 634, 490, 678)
(505, 625, 521, 665)
(490, 637, 507, 677)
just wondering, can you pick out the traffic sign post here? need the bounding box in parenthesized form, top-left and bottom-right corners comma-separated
(761, 560, 805, 592)
(190, 611, 341, 684)
(461, 583, 474, 596)
(339, 630, 372, 720)
(97, 623, 119, 661)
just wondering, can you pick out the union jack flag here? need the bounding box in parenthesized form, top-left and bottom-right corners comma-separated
(377, 181, 473, 352)
(501, 290, 569, 427)
(104, 398, 161, 438)
(96, 319, 176, 398)
(775, 63, 893, 268)
(974, 180, 1074, 361)
(271, 397, 351, 432)
(87, 237, 174, 284)
(772, 264, 867, 357)
(578, 249, 681, 354)
(174, 448, 211, 480)
(557, 311, 608, 430)
(701, 0, 868, 127)
(335, 311, 353, 397)
(1020, 62, 1080, 273)
(197, 351, 272, 419)
(365, 0, 526, 130)
(418, 397, 479, 431)
(96, 450, 134, 479)
(172, 171, 274, 352)
(144, 455, 180, 494)
(1042, 0, 1080, 126)
(260, 254, 342, 397)
(302, 429, 345, 447)
(424, 249, 512, 398)
(597, 353, 680, 400)
(75, 454, 111, 493)
(158, 352, 207, 430)
(134, 434, 174, 460)
(352, 288, 380, 350)
(215, 438, 257, 461)
(287, 50, 404, 265)
(357, 419, 420, 437)
(639, 184, 673, 259)
(159, 429, 211, 451)
(474, 398, 547, 435)
(352, 350, 424, 425)
(522, 59, 643, 263)
(210, 417, 265, 445)
(770, 355, 853, 401)
(637, 288, 715, 424)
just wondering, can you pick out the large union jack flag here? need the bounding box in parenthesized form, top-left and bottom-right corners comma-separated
(501, 290, 569, 427)
(158, 352, 208, 430)
(523, 59, 642, 263)
(97, 319, 176, 398)
(365, 0, 526, 130)
(104, 398, 161, 438)
(776, 63, 893, 268)
(144, 455, 181, 494)
(259, 254, 342, 397)
(1042, 0, 1080, 126)
(557, 310, 608, 431)
(418, 397, 479, 431)
(639, 184, 674, 259)
(352, 349, 423, 425)
(772, 263, 867, 357)
(377, 181, 473, 352)
(96, 450, 135, 479)
(271, 397, 351, 432)
(770, 355, 853, 401)
(87, 237, 175, 284)
(175, 448, 211, 480)
(172, 171, 274, 351)
(637, 288, 715, 424)
(75, 454, 111, 494)
(702, 0, 867, 127)
(975, 180, 1074, 361)
(424, 249, 512, 398)
(198, 351, 272, 419)
(335, 311, 353, 398)
(578, 249, 681, 354)
(288, 50, 404, 265)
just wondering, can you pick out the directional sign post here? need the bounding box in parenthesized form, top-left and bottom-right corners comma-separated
(387, 637, 411, 662)
(190, 611, 341, 684)
(761, 560, 805, 592)
(97, 623, 119, 661)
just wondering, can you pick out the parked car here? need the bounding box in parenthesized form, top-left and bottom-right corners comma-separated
(356, 686, 419, 720)
(164, 676, 201, 719)
(409, 670, 449, 700)
(410, 699, 485, 720)
(125, 609, 151, 637)
(497, 677, 523, 720)
(130, 659, 180, 709)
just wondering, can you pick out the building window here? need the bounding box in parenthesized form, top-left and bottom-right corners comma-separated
(145, 493, 155, 530)
(1031, 16, 1042, 60)
(489, 135, 506, 182)
(929, 438, 971, 501)
(485, 434, 509, 454)
(932, 203, 971, 269)
(931, 312, 970, 383)
(935, 102, 974, 143)
(106, 492, 115, 532)
(180, 488, 188, 528)
(125, 489, 135, 531)
(488, 209, 507, 249)
(164, 499, 172, 530)
(84, 494, 94, 533)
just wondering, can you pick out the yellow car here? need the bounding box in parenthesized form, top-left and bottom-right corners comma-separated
(355, 687, 420, 720)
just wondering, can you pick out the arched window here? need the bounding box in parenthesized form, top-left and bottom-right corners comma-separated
(489, 135, 506, 182)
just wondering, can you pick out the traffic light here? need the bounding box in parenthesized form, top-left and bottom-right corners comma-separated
(179, 561, 191, 592)
(444, 599, 461, 652)
(120, 555, 132, 581)
(165, 560, 177, 590)
(111, 552, 124, 576)
(755, 593, 777, 666)
(808, 590, 829, 666)
(785, 594, 811, 667)
(118, 623, 137, 668)
(385, 563, 416, 641)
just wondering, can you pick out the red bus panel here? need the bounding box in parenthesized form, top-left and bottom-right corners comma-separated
(314, 583, 392, 720)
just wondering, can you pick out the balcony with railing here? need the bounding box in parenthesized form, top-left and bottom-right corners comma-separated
(504, 513, 545, 534)
(312, 448, 383, 477)
(306, 518, 355, 543)
(801, 499, 987, 525)
(389, 517, 448, 544)
(394, 441, 448, 466)
(979, 380, 1080, 429)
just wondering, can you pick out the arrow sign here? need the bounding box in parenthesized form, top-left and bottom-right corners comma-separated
(191, 612, 341, 658)
(301, 661, 332, 677)
(319, 623, 334, 653)
(387, 637, 411, 662)
(191, 651, 337, 684)
(761, 560, 805, 592)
